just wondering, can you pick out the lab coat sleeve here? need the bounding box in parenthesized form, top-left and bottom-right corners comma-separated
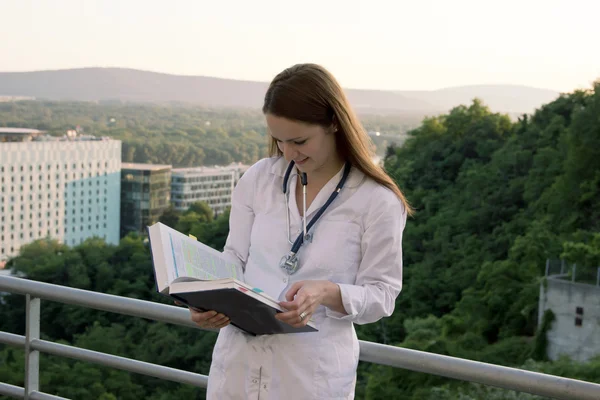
(325, 194, 406, 324)
(220, 162, 258, 279)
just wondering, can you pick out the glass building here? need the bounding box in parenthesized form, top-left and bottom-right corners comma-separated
(120, 163, 172, 237)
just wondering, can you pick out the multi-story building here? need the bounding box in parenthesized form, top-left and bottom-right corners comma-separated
(0, 132, 121, 261)
(170, 163, 249, 216)
(0, 127, 44, 142)
(120, 163, 172, 237)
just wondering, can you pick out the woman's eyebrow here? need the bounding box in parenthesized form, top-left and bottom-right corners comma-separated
(271, 135, 305, 142)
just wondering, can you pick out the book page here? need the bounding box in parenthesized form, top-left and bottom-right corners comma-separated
(157, 223, 241, 284)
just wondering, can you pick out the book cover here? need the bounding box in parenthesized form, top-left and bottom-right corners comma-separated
(147, 222, 317, 335)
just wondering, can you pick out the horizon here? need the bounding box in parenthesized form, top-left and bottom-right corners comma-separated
(0, 65, 566, 93)
(1, 0, 598, 94)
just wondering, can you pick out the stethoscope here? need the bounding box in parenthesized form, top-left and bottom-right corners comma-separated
(278, 160, 352, 275)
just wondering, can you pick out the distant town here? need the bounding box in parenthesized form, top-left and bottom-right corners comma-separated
(0, 127, 249, 265)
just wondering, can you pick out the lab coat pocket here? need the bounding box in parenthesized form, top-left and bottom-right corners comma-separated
(315, 338, 359, 398)
(273, 340, 322, 397)
(313, 219, 362, 275)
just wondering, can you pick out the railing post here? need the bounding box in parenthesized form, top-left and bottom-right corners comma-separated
(572, 264, 576, 282)
(545, 259, 550, 277)
(24, 294, 40, 399)
(596, 267, 599, 287)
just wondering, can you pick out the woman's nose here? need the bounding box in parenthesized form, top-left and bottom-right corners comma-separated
(281, 143, 298, 161)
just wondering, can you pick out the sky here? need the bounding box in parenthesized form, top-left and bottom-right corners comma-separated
(1, 0, 598, 92)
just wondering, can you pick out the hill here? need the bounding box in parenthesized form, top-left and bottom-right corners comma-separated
(0, 67, 558, 115)
(398, 84, 560, 115)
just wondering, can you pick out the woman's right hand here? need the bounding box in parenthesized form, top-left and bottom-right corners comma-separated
(189, 308, 230, 330)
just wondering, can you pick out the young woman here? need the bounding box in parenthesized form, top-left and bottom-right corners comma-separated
(189, 63, 411, 399)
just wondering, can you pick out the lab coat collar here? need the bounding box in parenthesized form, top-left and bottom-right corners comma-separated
(268, 156, 364, 189)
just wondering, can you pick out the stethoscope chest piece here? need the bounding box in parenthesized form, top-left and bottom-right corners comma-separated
(279, 253, 299, 275)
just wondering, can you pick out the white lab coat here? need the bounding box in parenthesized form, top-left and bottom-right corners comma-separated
(206, 156, 406, 399)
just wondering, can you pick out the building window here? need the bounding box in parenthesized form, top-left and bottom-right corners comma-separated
(575, 306, 583, 327)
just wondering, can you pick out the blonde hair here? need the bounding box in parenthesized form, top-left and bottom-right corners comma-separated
(262, 63, 413, 216)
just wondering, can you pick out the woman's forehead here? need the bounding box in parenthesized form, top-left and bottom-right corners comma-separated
(266, 114, 323, 140)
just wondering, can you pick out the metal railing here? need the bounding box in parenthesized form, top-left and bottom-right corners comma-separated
(1, 275, 600, 400)
(545, 259, 600, 287)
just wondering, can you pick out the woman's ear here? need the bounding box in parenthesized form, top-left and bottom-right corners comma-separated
(331, 115, 338, 133)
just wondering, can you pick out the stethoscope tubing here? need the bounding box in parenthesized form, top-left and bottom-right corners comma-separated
(282, 160, 352, 255)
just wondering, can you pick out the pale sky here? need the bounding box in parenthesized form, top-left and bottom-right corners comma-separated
(1, 0, 598, 92)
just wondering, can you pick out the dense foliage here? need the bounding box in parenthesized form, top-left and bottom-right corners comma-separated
(1, 82, 600, 398)
(358, 82, 600, 398)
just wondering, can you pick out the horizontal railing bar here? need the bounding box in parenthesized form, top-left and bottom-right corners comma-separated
(29, 391, 69, 400)
(0, 331, 26, 347)
(0, 384, 69, 400)
(0, 331, 206, 396)
(30, 339, 208, 388)
(0, 382, 24, 398)
(0, 275, 212, 332)
(2, 275, 600, 400)
(360, 341, 600, 400)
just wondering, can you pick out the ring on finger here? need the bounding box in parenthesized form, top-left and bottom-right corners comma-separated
(299, 311, 307, 321)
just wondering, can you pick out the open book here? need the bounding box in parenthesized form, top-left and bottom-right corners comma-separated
(147, 222, 317, 335)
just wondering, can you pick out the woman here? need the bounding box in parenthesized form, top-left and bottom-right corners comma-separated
(189, 63, 411, 399)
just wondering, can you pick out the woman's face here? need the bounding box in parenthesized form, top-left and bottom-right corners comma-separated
(266, 113, 340, 176)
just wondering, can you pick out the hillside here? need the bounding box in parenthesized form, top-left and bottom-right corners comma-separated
(398, 84, 560, 114)
(0, 67, 558, 115)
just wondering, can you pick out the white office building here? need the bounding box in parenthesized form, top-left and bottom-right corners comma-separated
(171, 163, 249, 215)
(0, 134, 121, 261)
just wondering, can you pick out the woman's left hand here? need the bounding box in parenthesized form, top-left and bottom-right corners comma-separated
(276, 280, 335, 327)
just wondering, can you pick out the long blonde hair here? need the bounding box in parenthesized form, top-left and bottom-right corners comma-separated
(262, 63, 413, 216)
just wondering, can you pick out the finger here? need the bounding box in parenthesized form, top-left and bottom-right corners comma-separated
(190, 310, 217, 324)
(295, 305, 314, 326)
(279, 289, 308, 311)
(292, 299, 318, 325)
(279, 309, 311, 327)
(284, 282, 303, 302)
(213, 319, 230, 329)
(208, 313, 229, 325)
(276, 299, 311, 325)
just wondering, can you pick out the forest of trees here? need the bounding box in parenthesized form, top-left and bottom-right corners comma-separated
(1, 81, 600, 399)
(0, 101, 412, 166)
